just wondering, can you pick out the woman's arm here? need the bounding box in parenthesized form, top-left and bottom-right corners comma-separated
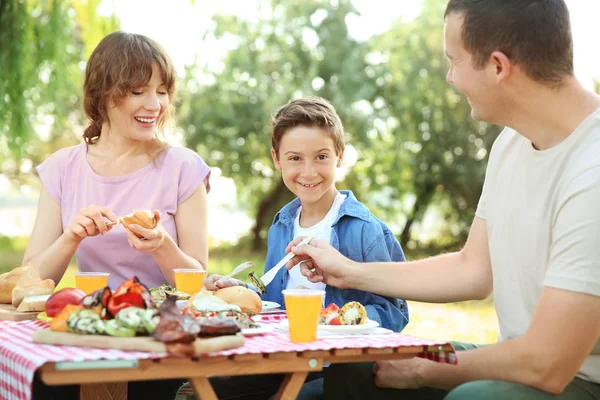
(144, 184, 209, 286)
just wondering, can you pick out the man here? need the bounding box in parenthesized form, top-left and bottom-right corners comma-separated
(285, 0, 600, 398)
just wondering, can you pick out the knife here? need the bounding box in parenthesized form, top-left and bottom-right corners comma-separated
(248, 236, 313, 294)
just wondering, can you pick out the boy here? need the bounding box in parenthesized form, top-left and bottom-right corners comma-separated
(201, 96, 408, 399)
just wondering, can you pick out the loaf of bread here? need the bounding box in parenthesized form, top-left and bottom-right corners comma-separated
(16, 294, 51, 312)
(0, 265, 28, 304)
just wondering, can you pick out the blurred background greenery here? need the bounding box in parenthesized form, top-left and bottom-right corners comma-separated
(5, 0, 596, 344)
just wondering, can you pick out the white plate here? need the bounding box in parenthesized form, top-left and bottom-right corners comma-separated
(261, 301, 281, 312)
(154, 300, 188, 309)
(276, 319, 379, 334)
(241, 323, 274, 336)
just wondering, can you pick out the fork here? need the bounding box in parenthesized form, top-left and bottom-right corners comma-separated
(215, 261, 254, 285)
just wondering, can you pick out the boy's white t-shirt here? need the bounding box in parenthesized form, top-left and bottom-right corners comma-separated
(286, 192, 347, 296)
(477, 108, 600, 383)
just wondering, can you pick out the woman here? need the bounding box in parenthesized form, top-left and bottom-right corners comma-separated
(26, 31, 209, 400)
(23, 31, 209, 290)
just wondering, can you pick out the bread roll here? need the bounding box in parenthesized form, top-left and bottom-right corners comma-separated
(16, 294, 51, 312)
(0, 265, 27, 303)
(214, 286, 262, 315)
(121, 209, 157, 238)
(12, 280, 54, 308)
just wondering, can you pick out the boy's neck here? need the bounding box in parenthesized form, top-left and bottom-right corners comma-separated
(298, 186, 339, 228)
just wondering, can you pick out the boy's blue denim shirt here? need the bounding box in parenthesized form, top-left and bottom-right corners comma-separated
(261, 190, 409, 332)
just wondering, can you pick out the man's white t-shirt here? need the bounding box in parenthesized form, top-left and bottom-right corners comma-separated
(477, 108, 600, 383)
(286, 192, 347, 295)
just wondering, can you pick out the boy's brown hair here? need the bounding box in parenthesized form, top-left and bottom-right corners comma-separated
(445, 0, 573, 86)
(83, 31, 177, 144)
(271, 97, 345, 156)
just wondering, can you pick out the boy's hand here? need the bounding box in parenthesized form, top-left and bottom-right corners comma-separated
(285, 237, 356, 288)
(204, 274, 246, 291)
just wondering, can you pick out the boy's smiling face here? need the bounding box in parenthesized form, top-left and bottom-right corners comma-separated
(272, 125, 344, 208)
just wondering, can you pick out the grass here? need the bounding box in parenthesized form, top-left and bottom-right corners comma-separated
(1, 236, 498, 344)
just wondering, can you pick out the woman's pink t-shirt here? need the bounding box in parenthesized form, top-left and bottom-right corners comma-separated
(36, 143, 211, 289)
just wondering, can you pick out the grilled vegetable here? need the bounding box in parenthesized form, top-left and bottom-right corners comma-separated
(50, 304, 84, 332)
(46, 288, 86, 318)
(80, 287, 112, 319)
(104, 319, 136, 337)
(338, 301, 367, 325)
(67, 309, 105, 335)
(140, 308, 160, 334)
(108, 277, 153, 317)
(115, 307, 148, 334)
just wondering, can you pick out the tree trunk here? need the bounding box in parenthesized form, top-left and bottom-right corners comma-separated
(400, 183, 436, 245)
(251, 180, 288, 251)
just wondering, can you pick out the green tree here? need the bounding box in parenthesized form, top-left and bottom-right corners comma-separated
(178, 0, 377, 250)
(0, 0, 118, 182)
(349, 0, 500, 251)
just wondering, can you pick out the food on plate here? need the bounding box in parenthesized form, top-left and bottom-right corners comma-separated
(114, 307, 157, 334)
(107, 276, 153, 316)
(184, 291, 259, 330)
(214, 286, 262, 315)
(45, 288, 86, 317)
(16, 294, 51, 313)
(319, 302, 367, 325)
(50, 304, 84, 332)
(67, 309, 106, 335)
(121, 209, 157, 238)
(338, 301, 367, 325)
(152, 297, 200, 343)
(197, 316, 241, 337)
(149, 284, 190, 301)
(80, 287, 113, 319)
(0, 265, 28, 303)
(319, 303, 341, 325)
(104, 319, 136, 337)
(5, 264, 55, 308)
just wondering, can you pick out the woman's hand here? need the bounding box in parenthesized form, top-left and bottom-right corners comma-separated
(204, 274, 247, 291)
(65, 204, 118, 243)
(124, 209, 167, 253)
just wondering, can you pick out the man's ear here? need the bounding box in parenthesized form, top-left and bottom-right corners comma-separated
(271, 148, 281, 171)
(489, 51, 512, 85)
(336, 148, 345, 167)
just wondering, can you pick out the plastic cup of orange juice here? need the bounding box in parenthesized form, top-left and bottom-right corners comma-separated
(282, 289, 325, 342)
(173, 268, 206, 295)
(74, 272, 110, 294)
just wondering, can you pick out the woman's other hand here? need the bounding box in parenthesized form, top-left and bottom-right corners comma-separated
(124, 209, 167, 253)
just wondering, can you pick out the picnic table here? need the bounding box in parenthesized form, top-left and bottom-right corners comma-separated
(0, 316, 457, 400)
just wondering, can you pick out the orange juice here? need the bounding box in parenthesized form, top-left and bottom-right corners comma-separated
(74, 272, 110, 294)
(173, 269, 206, 295)
(283, 289, 325, 342)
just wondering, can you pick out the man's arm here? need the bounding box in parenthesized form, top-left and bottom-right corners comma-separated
(415, 286, 600, 394)
(290, 217, 493, 303)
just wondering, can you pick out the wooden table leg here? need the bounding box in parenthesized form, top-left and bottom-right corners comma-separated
(274, 371, 309, 400)
(80, 382, 127, 400)
(189, 377, 218, 400)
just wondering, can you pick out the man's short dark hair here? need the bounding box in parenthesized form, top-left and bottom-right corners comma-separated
(445, 0, 573, 86)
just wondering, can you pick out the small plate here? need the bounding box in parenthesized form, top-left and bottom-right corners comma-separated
(276, 319, 379, 334)
(154, 300, 188, 309)
(261, 301, 281, 312)
(241, 323, 274, 336)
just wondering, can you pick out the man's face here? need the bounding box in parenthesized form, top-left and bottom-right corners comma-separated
(271, 126, 343, 207)
(444, 13, 497, 122)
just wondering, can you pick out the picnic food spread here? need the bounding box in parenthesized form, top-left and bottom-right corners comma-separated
(319, 301, 367, 325)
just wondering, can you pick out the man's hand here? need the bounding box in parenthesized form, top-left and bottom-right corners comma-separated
(285, 237, 357, 288)
(125, 210, 167, 253)
(373, 358, 427, 389)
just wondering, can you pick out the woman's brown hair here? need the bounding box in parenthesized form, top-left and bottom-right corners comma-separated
(83, 31, 177, 144)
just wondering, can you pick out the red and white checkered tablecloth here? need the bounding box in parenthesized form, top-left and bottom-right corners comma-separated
(0, 319, 456, 400)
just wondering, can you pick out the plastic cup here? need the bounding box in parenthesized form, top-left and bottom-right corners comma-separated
(173, 268, 206, 295)
(74, 272, 110, 294)
(282, 289, 325, 342)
